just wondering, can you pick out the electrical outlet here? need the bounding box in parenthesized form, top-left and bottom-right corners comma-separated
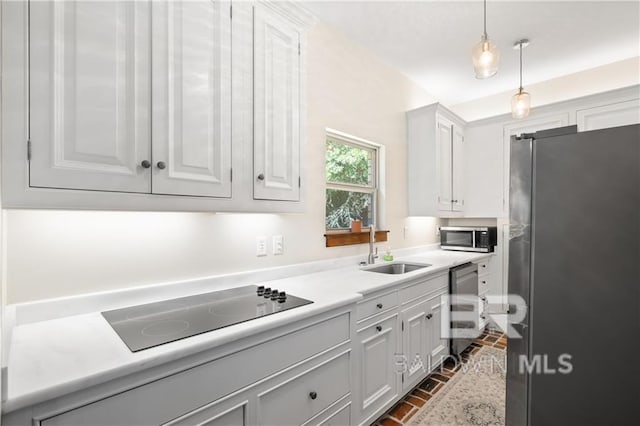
(256, 236, 267, 257)
(273, 235, 284, 255)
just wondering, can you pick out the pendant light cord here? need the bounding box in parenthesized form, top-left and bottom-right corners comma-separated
(483, 0, 488, 38)
(519, 41, 524, 92)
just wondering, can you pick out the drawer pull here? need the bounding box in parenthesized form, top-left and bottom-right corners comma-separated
(376, 303, 383, 309)
(376, 325, 382, 332)
(309, 391, 318, 400)
(426, 313, 433, 320)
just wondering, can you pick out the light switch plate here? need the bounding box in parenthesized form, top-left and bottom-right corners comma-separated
(256, 236, 267, 257)
(273, 235, 284, 255)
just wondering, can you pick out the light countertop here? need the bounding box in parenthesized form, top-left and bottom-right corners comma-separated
(3, 248, 492, 413)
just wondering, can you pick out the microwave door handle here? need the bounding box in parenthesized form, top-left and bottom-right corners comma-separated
(472, 231, 476, 248)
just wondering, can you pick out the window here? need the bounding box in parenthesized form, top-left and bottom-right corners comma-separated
(325, 132, 378, 230)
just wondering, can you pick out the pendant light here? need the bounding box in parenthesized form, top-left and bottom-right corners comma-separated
(471, 0, 500, 79)
(511, 39, 531, 119)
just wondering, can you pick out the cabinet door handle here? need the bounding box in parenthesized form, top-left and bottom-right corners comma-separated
(156, 161, 167, 170)
(257, 173, 265, 181)
(140, 160, 151, 169)
(309, 391, 317, 400)
(376, 325, 382, 332)
(426, 313, 433, 320)
(376, 303, 383, 309)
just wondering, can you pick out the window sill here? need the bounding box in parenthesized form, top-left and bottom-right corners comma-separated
(324, 230, 389, 248)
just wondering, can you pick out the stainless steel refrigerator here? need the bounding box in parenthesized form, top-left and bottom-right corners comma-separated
(506, 124, 640, 426)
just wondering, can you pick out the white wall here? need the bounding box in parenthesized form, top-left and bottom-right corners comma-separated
(3, 22, 441, 304)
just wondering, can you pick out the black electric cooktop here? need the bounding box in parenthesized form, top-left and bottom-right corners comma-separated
(102, 285, 313, 352)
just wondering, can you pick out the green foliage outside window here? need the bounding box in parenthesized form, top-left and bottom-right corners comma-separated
(325, 139, 376, 229)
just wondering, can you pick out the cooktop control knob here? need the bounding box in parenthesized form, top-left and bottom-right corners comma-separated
(278, 291, 287, 303)
(263, 287, 272, 298)
(270, 290, 279, 301)
(257, 285, 265, 296)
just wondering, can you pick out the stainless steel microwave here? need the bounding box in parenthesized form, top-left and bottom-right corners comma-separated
(440, 226, 497, 252)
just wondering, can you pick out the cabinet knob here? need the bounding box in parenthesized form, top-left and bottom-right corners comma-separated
(376, 303, 383, 309)
(140, 160, 151, 169)
(376, 325, 382, 332)
(309, 391, 317, 400)
(426, 313, 433, 320)
(482, 264, 487, 268)
(482, 280, 487, 284)
(257, 173, 265, 181)
(157, 161, 167, 170)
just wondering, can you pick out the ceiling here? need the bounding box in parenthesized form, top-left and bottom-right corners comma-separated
(302, 1, 640, 106)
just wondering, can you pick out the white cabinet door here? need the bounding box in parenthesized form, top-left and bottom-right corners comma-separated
(401, 300, 429, 391)
(576, 99, 640, 131)
(426, 292, 448, 366)
(152, 0, 232, 198)
(253, 5, 301, 201)
(358, 315, 398, 424)
(29, 0, 151, 193)
(451, 126, 465, 212)
(436, 117, 453, 210)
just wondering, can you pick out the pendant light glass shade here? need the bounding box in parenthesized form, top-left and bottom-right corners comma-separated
(472, 36, 500, 79)
(511, 89, 531, 119)
(472, 0, 500, 79)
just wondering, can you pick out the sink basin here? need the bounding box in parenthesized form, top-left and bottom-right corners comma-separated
(364, 262, 430, 275)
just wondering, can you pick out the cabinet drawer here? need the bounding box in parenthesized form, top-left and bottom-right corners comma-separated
(477, 259, 491, 276)
(357, 291, 398, 321)
(400, 273, 448, 304)
(257, 351, 350, 426)
(42, 313, 350, 426)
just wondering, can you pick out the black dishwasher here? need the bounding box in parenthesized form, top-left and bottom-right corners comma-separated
(449, 262, 479, 356)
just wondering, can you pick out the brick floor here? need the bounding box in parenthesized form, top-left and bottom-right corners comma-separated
(372, 328, 507, 426)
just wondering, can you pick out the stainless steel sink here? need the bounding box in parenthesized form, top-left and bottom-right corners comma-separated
(364, 262, 430, 275)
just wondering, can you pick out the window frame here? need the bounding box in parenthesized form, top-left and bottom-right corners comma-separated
(325, 129, 381, 232)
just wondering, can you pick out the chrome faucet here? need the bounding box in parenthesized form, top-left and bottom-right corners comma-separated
(367, 224, 378, 264)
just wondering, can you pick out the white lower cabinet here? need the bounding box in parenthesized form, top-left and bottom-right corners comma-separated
(357, 314, 399, 425)
(354, 272, 451, 425)
(400, 300, 429, 390)
(7, 311, 352, 426)
(425, 292, 449, 364)
(257, 351, 350, 426)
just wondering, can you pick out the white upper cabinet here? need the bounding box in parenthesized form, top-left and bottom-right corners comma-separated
(576, 99, 640, 131)
(436, 119, 453, 211)
(2, 0, 310, 211)
(253, 5, 301, 201)
(407, 104, 465, 217)
(151, 0, 232, 198)
(29, 0, 151, 193)
(451, 125, 465, 212)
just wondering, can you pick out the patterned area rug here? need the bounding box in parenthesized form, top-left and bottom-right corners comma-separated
(409, 347, 506, 426)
